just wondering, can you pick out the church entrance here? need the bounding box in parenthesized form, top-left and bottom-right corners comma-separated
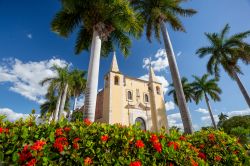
(135, 117, 146, 130)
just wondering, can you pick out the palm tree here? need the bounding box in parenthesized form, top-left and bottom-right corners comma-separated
(192, 74, 222, 129)
(40, 65, 70, 121)
(69, 69, 86, 111)
(131, 0, 197, 134)
(196, 24, 250, 108)
(217, 113, 228, 127)
(168, 77, 195, 105)
(51, 0, 142, 122)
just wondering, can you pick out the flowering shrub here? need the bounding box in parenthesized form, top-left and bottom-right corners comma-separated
(0, 115, 249, 165)
(187, 129, 250, 166)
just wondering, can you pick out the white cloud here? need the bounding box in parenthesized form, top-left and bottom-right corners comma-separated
(176, 51, 182, 57)
(165, 101, 175, 111)
(143, 48, 169, 72)
(167, 113, 183, 129)
(195, 108, 208, 114)
(227, 108, 250, 117)
(0, 58, 68, 104)
(27, 33, 32, 39)
(0, 108, 30, 121)
(75, 96, 85, 109)
(139, 74, 169, 94)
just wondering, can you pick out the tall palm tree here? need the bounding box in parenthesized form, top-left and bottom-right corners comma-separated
(40, 65, 70, 121)
(217, 113, 228, 127)
(69, 69, 86, 111)
(192, 74, 222, 129)
(51, 0, 142, 122)
(168, 77, 195, 105)
(131, 0, 197, 134)
(196, 24, 250, 108)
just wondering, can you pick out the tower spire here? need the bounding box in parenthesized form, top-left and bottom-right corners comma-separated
(149, 59, 156, 82)
(110, 51, 119, 72)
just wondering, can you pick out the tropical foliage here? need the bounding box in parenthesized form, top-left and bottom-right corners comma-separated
(192, 74, 222, 129)
(196, 24, 250, 107)
(131, 0, 197, 134)
(1, 115, 249, 165)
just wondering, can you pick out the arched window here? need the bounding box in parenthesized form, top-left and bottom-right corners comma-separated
(156, 86, 160, 95)
(135, 117, 146, 130)
(144, 94, 149, 103)
(127, 91, 132, 100)
(114, 76, 119, 85)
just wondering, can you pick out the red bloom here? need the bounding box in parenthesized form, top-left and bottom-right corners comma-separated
(4, 128, 9, 133)
(150, 134, 159, 143)
(159, 135, 165, 139)
(73, 143, 79, 150)
(84, 119, 92, 126)
(31, 140, 46, 151)
(0, 127, 9, 134)
(198, 152, 206, 160)
(179, 135, 186, 141)
(168, 142, 180, 150)
(215, 156, 222, 161)
(73, 138, 80, 142)
(27, 158, 36, 166)
(101, 135, 109, 142)
(53, 137, 68, 152)
(191, 159, 198, 166)
(199, 144, 205, 149)
(129, 161, 142, 166)
(84, 157, 92, 165)
(64, 127, 71, 132)
(55, 128, 64, 137)
(135, 140, 145, 148)
(153, 142, 162, 153)
(208, 134, 215, 141)
(0, 127, 2, 133)
(169, 163, 174, 166)
(19, 145, 32, 162)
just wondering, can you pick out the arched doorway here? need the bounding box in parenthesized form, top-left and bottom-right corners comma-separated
(135, 117, 146, 130)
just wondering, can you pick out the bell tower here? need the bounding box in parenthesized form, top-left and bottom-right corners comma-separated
(148, 66, 169, 132)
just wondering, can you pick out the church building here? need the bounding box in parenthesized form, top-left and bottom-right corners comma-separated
(93, 53, 168, 132)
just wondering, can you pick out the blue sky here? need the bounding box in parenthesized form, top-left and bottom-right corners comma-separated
(0, 0, 250, 129)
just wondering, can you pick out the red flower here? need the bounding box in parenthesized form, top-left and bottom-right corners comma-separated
(153, 142, 162, 153)
(191, 159, 198, 166)
(198, 152, 206, 160)
(215, 156, 222, 161)
(199, 144, 205, 149)
(31, 140, 46, 151)
(84, 119, 92, 126)
(101, 135, 109, 142)
(73, 143, 79, 150)
(169, 163, 174, 166)
(168, 142, 180, 150)
(64, 127, 71, 132)
(150, 134, 159, 143)
(129, 161, 142, 166)
(0, 127, 2, 133)
(27, 158, 36, 166)
(0, 127, 9, 134)
(19, 145, 32, 162)
(4, 128, 9, 133)
(53, 137, 68, 152)
(73, 138, 80, 142)
(159, 135, 165, 139)
(55, 128, 64, 137)
(135, 140, 145, 148)
(208, 134, 215, 141)
(84, 157, 92, 165)
(179, 135, 186, 141)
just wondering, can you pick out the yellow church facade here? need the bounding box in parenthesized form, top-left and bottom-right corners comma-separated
(94, 53, 169, 132)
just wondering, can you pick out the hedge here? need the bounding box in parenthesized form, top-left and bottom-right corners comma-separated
(0, 115, 249, 165)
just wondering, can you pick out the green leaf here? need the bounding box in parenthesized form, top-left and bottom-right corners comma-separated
(0, 151, 4, 161)
(12, 151, 19, 162)
(21, 126, 28, 139)
(49, 132, 55, 142)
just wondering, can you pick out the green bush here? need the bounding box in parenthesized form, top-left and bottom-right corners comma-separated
(0, 115, 249, 165)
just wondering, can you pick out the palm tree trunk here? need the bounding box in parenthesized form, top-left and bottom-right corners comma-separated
(73, 96, 78, 111)
(204, 93, 217, 129)
(54, 92, 62, 121)
(58, 83, 69, 121)
(232, 71, 250, 108)
(160, 22, 193, 134)
(84, 30, 102, 122)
